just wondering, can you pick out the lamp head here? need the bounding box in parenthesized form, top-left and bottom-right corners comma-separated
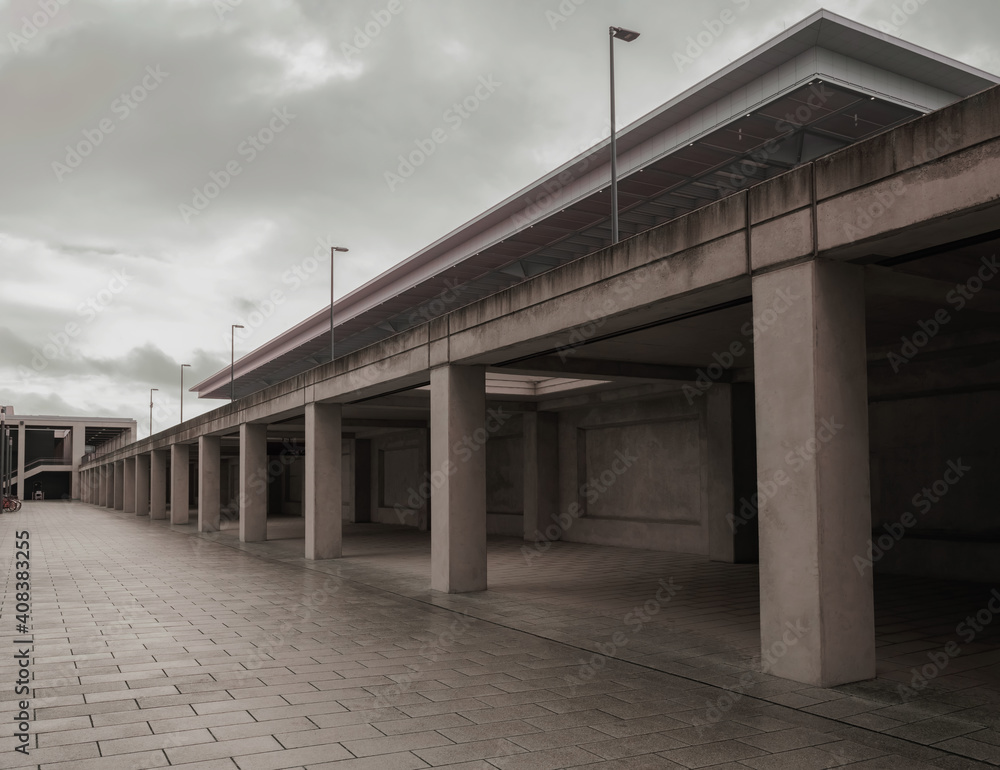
(611, 26, 640, 42)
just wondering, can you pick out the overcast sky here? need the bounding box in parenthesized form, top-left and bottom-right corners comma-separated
(1, 0, 997, 436)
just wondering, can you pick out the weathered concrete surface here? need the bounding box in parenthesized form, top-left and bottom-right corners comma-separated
(522, 411, 559, 542)
(430, 365, 487, 593)
(753, 260, 875, 687)
(240, 422, 267, 543)
(82, 88, 1000, 475)
(135, 453, 150, 517)
(305, 402, 342, 560)
(150, 450, 167, 521)
(123, 456, 136, 513)
(170, 443, 190, 525)
(98, 465, 107, 507)
(198, 435, 221, 533)
(707, 384, 736, 563)
(114, 460, 125, 510)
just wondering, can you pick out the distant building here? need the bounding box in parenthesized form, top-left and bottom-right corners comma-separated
(0, 406, 135, 500)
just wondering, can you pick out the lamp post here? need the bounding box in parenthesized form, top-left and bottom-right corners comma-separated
(0, 405, 6, 497)
(149, 388, 159, 437)
(609, 25, 640, 245)
(5, 431, 11, 498)
(330, 246, 349, 364)
(231, 325, 244, 402)
(180, 363, 191, 423)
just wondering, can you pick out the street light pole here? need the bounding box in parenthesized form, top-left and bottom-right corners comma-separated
(330, 246, 349, 364)
(149, 388, 159, 437)
(0, 405, 6, 497)
(609, 25, 640, 245)
(180, 363, 191, 423)
(231, 325, 244, 402)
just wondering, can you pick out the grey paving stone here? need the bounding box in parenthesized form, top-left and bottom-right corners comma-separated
(6, 503, 998, 770)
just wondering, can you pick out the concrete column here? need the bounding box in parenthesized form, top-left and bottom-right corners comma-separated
(97, 467, 105, 505)
(135, 454, 150, 516)
(113, 460, 125, 510)
(354, 439, 372, 523)
(170, 444, 190, 524)
(16, 423, 25, 499)
(150, 450, 167, 520)
(239, 423, 268, 542)
(430, 365, 486, 593)
(305, 402, 343, 560)
(71, 425, 86, 499)
(123, 457, 136, 513)
(105, 463, 115, 507)
(198, 436, 221, 532)
(753, 259, 874, 686)
(707, 385, 736, 563)
(523, 411, 559, 541)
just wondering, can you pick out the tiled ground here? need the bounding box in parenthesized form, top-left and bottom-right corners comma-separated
(0, 503, 998, 769)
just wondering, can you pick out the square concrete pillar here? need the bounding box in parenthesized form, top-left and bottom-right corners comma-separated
(105, 463, 115, 507)
(198, 436, 221, 533)
(123, 457, 136, 513)
(150, 450, 167, 520)
(135, 454, 150, 516)
(305, 402, 343, 560)
(430, 365, 487, 593)
(97, 467, 105, 505)
(354, 439, 372, 523)
(170, 444, 190, 524)
(71, 427, 86, 499)
(752, 259, 874, 687)
(707, 385, 735, 562)
(523, 411, 559, 541)
(240, 423, 268, 543)
(114, 460, 125, 510)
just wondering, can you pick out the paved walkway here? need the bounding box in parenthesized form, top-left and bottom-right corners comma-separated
(0, 502, 997, 769)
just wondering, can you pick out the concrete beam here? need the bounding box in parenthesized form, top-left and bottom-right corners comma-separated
(500, 356, 731, 383)
(865, 265, 1000, 312)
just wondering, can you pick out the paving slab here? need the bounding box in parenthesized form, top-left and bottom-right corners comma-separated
(1, 502, 997, 769)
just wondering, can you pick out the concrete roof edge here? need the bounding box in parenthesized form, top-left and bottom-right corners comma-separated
(193, 8, 998, 398)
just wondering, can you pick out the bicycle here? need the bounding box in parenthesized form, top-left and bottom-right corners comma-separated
(2, 495, 22, 512)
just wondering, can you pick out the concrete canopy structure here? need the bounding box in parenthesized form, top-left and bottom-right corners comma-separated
(194, 9, 996, 402)
(0, 406, 135, 501)
(83, 11, 1000, 688)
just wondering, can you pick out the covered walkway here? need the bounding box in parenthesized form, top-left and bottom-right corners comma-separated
(4, 502, 997, 768)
